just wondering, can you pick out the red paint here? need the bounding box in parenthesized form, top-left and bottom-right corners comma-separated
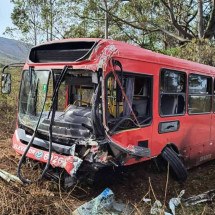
(13, 131, 76, 175)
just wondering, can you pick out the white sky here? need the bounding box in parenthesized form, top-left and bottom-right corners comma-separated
(0, 0, 14, 38)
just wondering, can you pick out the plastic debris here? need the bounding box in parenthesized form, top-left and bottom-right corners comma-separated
(183, 189, 215, 206)
(150, 200, 163, 214)
(72, 188, 132, 215)
(168, 190, 185, 215)
(73, 188, 215, 215)
(0, 169, 23, 184)
(143, 198, 151, 203)
(150, 200, 172, 215)
(150, 190, 185, 215)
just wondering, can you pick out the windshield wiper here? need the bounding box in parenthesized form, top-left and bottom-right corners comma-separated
(48, 66, 70, 118)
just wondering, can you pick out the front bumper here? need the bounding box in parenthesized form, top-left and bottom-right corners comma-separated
(12, 129, 82, 177)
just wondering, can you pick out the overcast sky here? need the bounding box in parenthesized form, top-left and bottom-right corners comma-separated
(0, 0, 14, 38)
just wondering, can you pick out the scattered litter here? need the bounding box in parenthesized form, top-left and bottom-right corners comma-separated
(72, 188, 132, 215)
(168, 190, 185, 215)
(150, 190, 185, 215)
(150, 199, 172, 215)
(0, 169, 23, 184)
(150, 200, 164, 214)
(143, 198, 151, 203)
(183, 189, 215, 206)
(150, 189, 215, 215)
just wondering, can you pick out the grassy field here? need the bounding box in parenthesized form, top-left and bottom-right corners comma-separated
(0, 67, 214, 214)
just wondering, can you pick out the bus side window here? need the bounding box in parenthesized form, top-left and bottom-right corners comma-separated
(188, 74, 212, 114)
(160, 69, 186, 116)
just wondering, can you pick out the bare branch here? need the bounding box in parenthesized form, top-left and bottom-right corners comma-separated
(28, 19, 61, 40)
(198, 0, 204, 38)
(204, 0, 215, 39)
(187, 10, 198, 24)
(100, 6, 190, 43)
(99, 6, 144, 30)
(149, 23, 190, 42)
(160, 0, 193, 39)
(114, 21, 141, 44)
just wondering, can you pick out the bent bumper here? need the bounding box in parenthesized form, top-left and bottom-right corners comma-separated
(12, 129, 82, 176)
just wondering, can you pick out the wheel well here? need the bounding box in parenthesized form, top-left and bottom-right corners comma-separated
(163, 143, 179, 155)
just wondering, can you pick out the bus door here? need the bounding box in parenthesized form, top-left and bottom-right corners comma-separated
(152, 69, 189, 161)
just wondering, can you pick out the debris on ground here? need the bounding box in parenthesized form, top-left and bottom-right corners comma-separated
(150, 190, 185, 215)
(0, 169, 23, 184)
(168, 190, 185, 215)
(150, 189, 215, 215)
(183, 189, 215, 206)
(150, 200, 166, 215)
(72, 188, 132, 215)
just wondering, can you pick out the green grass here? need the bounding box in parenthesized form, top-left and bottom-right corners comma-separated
(0, 67, 21, 138)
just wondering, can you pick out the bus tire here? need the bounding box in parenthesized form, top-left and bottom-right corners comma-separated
(161, 147, 188, 182)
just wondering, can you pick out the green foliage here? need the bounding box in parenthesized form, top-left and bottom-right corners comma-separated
(158, 46, 181, 57)
(171, 39, 215, 66)
(9, 0, 73, 44)
(0, 67, 21, 138)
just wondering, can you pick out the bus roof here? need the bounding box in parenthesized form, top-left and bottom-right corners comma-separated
(26, 38, 215, 74)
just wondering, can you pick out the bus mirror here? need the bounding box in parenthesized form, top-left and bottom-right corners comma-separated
(1, 73, 11, 94)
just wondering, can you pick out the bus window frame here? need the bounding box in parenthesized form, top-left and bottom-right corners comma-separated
(159, 68, 187, 118)
(188, 73, 213, 115)
(104, 70, 153, 134)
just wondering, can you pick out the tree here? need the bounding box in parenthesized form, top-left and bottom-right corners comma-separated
(10, 0, 44, 45)
(64, 0, 148, 46)
(95, 0, 215, 48)
(8, 0, 71, 44)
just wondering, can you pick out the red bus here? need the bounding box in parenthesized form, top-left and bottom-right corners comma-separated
(2, 38, 215, 186)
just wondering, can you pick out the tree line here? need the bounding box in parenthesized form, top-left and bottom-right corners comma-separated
(6, 0, 215, 65)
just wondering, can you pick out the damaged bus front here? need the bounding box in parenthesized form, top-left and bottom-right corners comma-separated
(2, 39, 151, 186)
(16, 67, 106, 185)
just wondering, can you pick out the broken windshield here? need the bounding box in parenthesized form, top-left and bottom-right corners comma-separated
(18, 69, 97, 137)
(18, 70, 50, 130)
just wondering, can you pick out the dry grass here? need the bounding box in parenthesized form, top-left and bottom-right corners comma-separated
(0, 139, 86, 215)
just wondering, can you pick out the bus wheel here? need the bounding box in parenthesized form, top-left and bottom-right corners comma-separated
(161, 147, 188, 182)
